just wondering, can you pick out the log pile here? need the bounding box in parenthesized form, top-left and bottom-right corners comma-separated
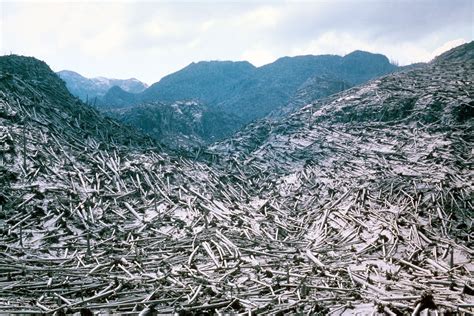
(0, 44, 473, 315)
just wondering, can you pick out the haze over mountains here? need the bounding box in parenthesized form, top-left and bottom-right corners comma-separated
(60, 50, 398, 147)
(0, 41, 472, 314)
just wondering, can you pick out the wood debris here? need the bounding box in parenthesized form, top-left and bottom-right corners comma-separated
(0, 45, 473, 314)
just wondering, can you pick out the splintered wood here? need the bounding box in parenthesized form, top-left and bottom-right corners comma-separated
(0, 51, 473, 314)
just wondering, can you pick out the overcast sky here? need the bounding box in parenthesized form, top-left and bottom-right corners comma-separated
(1, 0, 472, 84)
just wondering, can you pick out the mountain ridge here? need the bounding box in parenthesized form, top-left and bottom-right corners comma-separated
(100, 50, 397, 144)
(104, 50, 397, 111)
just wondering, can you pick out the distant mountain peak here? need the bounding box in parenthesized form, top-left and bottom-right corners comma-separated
(180, 60, 256, 73)
(57, 70, 148, 102)
(191, 60, 255, 66)
(344, 49, 380, 56)
(343, 50, 391, 62)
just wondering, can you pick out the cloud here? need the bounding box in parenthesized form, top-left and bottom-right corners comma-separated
(2, 2, 130, 56)
(291, 32, 376, 57)
(236, 6, 282, 29)
(241, 47, 276, 66)
(81, 25, 128, 56)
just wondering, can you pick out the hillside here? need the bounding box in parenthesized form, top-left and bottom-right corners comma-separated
(57, 70, 148, 103)
(105, 100, 244, 149)
(0, 42, 473, 315)
(142, 61, 256, 104)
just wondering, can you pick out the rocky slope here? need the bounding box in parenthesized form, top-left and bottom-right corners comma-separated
(0, 42, 472, 315)
(57, 70, 148, 103)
